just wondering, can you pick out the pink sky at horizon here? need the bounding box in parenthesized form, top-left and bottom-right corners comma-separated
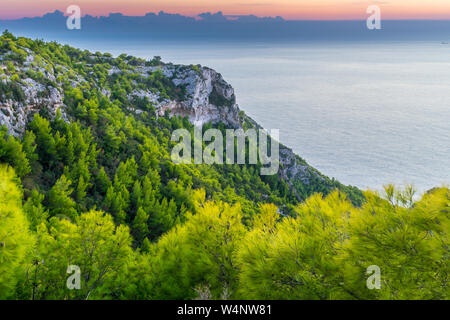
(1, 0, 450, 20)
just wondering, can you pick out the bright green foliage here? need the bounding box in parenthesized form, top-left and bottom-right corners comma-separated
(23, 189, 48, 231)
(147, 198, 247, 299)
(132, 207, 150, 246)
(340, 187, 449, 300)
(237, 188, 449, 300)
(95, 166, 111, 195)
(29, 114, 57, 169)
(0, 127, 30, 177)
(48, 175, 77, 220)
(238, 192, 354, 299)
(21, 210, 133, 300)
(0, 165, 34, 299)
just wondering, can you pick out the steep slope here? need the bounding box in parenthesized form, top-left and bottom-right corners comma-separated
(0, 31, 363, 223)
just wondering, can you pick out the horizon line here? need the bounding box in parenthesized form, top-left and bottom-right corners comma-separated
(1, 10, 450, 22)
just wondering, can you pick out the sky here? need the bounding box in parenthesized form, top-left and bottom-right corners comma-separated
(1, 0, 450, 20)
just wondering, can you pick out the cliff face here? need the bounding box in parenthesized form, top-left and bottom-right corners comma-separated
(1, 49, 242, 133)
(127, 64, 242, 128)
(0, 46, 347, 202)
(0, 49, 68, 136)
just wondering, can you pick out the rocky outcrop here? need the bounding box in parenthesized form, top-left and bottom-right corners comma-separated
(0, 46, 329, 200)
(130, 65, 242, 128)
(0, 82, 67, 136)
(0, 50, 68, 136)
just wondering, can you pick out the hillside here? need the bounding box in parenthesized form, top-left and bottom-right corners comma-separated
(0, 31, 448, 300)
(0, 30, 363, 213)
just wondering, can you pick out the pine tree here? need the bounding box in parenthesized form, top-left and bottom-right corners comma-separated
(131, 180, 142, 211)
(75, 176, 89, 207)
(22, 131, 38, 168)
(23, 210, 133, 300)
(23, 189, 49, 231)
(95, 166, 111, 195)
(0, 127, 31, 177)
(48, 174, 77, 220)
(141, 238, 151, 253)
(148, 201, 246, 299)
(29, 114, 57, 168)
(132, 207, 150, 246)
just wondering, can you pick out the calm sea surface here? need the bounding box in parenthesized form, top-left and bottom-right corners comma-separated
(67, 39, 450, 192)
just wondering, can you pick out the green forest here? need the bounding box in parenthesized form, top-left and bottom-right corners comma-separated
(0, 31, 448, 300)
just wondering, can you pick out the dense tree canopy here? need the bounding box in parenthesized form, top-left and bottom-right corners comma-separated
(1, 164, 448, 299)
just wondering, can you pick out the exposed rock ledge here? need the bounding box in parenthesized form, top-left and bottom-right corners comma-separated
(0, 49, 332, 201)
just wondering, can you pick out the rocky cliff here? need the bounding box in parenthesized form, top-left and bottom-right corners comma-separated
(0, 43, 357, 202)
(0, 48, 68, 136)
